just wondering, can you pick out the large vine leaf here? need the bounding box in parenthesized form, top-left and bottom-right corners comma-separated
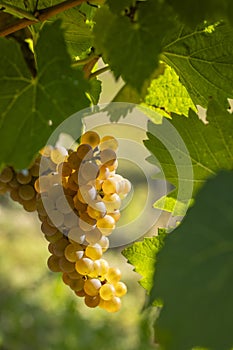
(144, 100, 233, 215)
(93, 1, 175, 89)
(122, 230, 166, 292)
(162, 22, 233, 108)
(164, 0, 233, 27)
(144, 64, 196, 117)
(0, 21, 89, 169)
(150, 171, 233, 350)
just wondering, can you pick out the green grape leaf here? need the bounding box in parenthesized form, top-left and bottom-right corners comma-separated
(164, 0, 233, 27)
(122, 229, 166, 292)
(34, 1, 93, 57)
(144, 64, 196, 117)
(87, 78, 102, 105)
(0, 21, 89, 170)
(162, 22, 233, 108)
(150, 171, 233, 350)
(93, 1, 174, 89)
(144, 100, 233, 215)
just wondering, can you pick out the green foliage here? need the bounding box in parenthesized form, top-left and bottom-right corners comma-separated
(145, 64, 196, 117)
(150, 171, 233, 350)
(144, 100, 233, 215)
(161, 22, 233, 108)
(93, 1, 174, 89)
(122, 229, 166, 292)
(0, 21, 89, 169)
(164, 0, 233, 27)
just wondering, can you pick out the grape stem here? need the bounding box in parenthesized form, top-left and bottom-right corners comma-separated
(0, 0, 88, 37)
(90, 66, 110, 79)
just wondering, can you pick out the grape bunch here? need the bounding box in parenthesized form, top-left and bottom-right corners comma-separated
(0, 157, 40, 212)
(34, 131, 131, 312)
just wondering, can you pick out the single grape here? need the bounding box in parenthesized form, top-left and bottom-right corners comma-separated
(69, 278, 84, 291)
(47, 255, 61, 272)
(99, 283, 115, 300)
(81, 131, 100, 148)
(87, 201, 106, 220)
(85, 228, 102, 244)
(50, 147, 68, 164)
(75, 257, 94, 275)
(103, 193, 121, 213)
(100, 296, 121, 313)
(18, 185, 36, 201)
(52, 237, 69, 257)
(97, 215, 115, 235)
(67, 152, 82, 170)
(99, 136, 118, 151)
(64, 243, 83, 262)
(79, 161, 99, 183)
(16, 171, 32, 184)
(59, 256, 75, 273)
(76, 144, 93, 160)
(106, 267, 121, 284)
(68, 227, 86, 245)
(84, 278, 102, 296)
(114, 281, 127, 297)
(84, 295, 100, 308)
(100, 149, 117, 166)
(85, 243, 103, 260)
(0, 167, 14, 183)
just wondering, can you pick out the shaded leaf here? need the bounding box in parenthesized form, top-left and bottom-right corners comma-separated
(150, 171, 233, 350)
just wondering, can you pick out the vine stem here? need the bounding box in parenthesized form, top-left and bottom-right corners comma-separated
(90, 66, 110, 79)
(0, 0, 88, 37)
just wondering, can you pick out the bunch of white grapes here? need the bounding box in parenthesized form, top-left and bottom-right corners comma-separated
(0, 156, 40, 212)
(34, 131, 131, 312)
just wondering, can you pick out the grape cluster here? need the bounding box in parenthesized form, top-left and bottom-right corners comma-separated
(0, 157, 40, 212)
(35, 131, 131, 312)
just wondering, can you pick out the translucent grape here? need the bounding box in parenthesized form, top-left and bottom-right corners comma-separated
(114, 281, 127, 297)
(75, 257, 94, 275)
(81, 131, 100, 148)
(87, 201, 106, 220)
(99, 136, 118, 151)
(84, 295, 100, 308)
(47, 255, 61, 272)
(85, 243, 103, 260)
(0, 167, 14, 183)
(84, 278, 102, 296)
(97, 215, 115, 235)
(100, 296, 121, 313)
(59, 256, 75, 273)
(99, 283, 115, 300)
(106, 267, 121, 283)
(18, 185, 36, 201)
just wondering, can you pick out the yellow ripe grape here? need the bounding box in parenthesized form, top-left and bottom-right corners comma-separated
(99, 283, 115, 300)
(47, 255, 61, 272)
(97, 165, 110, 180)
(87, 201, 106, 220)
(114, 282, 127, 297)
(99, 136, 118, 151)
(59, 256, 75, 273)
(50, 147, 68, 165)
(85, 228, 102, 245)
(16, 171, 32, 184)
(69, 278, 84, 291)
(89, 259, 109, 278)
(75, 257, 94, 275)
(103, 193, 121, 213)
(67, 152, 82, 170)
(81, 131, 100, 148)
(52, 237, 69, 257)
(100, 296, 121, 313)
(102, 178, 118, 195)
(84, 295, 100, 308)
(64, 243, 83, 262)
(85, 243, 103, 260)
(95, 179, 103, 191)
(18, 185, 36, 201)
(76, 144, 93, 160)
(109, 210, 121, 222)
(0, 167, 14, 183)
(119, 179, 131, 195)
(34, 175, 50, 193)
(97, 215, 115, 236)
(106, 267, 121, 284)
(108, 159, 118, 172)
(84, 278, 102, 296)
